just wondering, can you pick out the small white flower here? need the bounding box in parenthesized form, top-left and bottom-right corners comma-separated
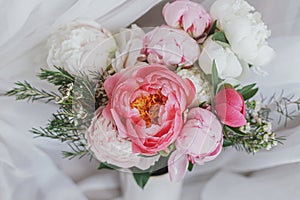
(245, 122, 251, 132)
(210, 0, 275, 68)
(256, 117, 262, 125)
(263, 134, 269, 142)
(263, 123, 272, 133)
(272, 141, 278, 146)
(266, 144, 272, 151)
(270, 133, 276, 140)
(177, 66, 211, 107)
(47, 20, 117, 76)
(198, 37, 248, 79)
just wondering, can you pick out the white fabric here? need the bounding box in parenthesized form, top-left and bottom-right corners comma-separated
(1, 0, 300, 200)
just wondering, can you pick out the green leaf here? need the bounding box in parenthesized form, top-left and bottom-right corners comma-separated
(158, 150, 169, 157)
(188, 162, 194, 172)
(212, 60, 221, 96)
(98, 162, 118, 170)
(237, 83, 258, 100)
(242, 88, 259, 100)
(234, 84, 241, 89)
(212, 31, 229, 44)
(237, 83, 256, 93)
(133, 172, 151, 189)
(225, 126, 246, 136)
(223, 139, 234, 147)
(208, 20, 218, 35)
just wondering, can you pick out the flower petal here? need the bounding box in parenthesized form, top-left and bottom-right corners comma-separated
(168, 150, 189, 182)
(215, 103, 247, 127)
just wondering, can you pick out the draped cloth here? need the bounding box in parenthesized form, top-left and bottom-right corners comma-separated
(0, 0, 300, 199)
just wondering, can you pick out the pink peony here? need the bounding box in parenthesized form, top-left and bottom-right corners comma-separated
(142, 26, 200, 68)
(103, 65, 196, 155)
(214, 87, 246, 127)
(168, 107, 223, 182)
(162, 0, 212, 38)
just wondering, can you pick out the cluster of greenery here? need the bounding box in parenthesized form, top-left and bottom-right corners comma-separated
(6, 66, 113, 159)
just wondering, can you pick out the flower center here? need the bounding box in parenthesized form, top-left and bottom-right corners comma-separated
(131, 90, 167, 127)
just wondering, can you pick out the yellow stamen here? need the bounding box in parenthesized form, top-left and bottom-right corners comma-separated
(131, 90, 167, 127)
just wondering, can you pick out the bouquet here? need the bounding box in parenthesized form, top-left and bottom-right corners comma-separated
(7, 0, 300, 189)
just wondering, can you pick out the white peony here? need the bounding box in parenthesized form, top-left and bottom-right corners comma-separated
(86, 108, 159, 170)
(112, 24, 146, 72)
(47, 20, 117, 76)
(198, 37, 247, 79)
(177, 66, 211, 107)
(210, 0, 275, 67)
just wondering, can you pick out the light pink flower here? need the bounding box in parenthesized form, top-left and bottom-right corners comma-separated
(162, 0, 212, 38)
(214, 87, 246, 127)
(168, 107, 223, 182)
(142, 26, 200, 68)
(86, 108, 159, 169)
(103, 65, 196, 155)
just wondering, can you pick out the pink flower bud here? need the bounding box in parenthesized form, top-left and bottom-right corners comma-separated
(214, 87, 247, 127)
(163, 0, 212, 38)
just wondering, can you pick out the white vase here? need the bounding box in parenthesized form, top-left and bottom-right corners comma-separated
(119, 172, 183, 200)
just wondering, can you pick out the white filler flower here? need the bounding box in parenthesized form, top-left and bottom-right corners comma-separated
(177, 66, 211, 107)
(47, 20, 117, 76)
(211, 0, 275, 67)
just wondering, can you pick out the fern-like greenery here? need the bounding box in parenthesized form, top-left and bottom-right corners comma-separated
(6, 66, 114, 159)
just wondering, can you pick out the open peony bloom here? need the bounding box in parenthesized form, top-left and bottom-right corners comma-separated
(86, 108, 160, 169)
(168, 108, 223, 182)
(47, 20, 117, 76)
(214, 87, 246, 127)
(163, 0, 212, 38)
(103, 65, 196, 155)
(210, 0, 275, 67)
(142, 26, 200, 68)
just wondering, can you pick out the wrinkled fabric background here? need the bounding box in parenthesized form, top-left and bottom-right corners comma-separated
(0, 0, 300, 199)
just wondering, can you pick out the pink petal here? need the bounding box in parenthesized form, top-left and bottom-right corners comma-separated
(163, 2, 187, 27)
(215, 103, 247, 127)
(214, 88, 245, 111)
(103, 72, 122, 98)
(192, 18, 206, 37)
(182, 11, 197, 32)
(168, 150, 188, 182)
